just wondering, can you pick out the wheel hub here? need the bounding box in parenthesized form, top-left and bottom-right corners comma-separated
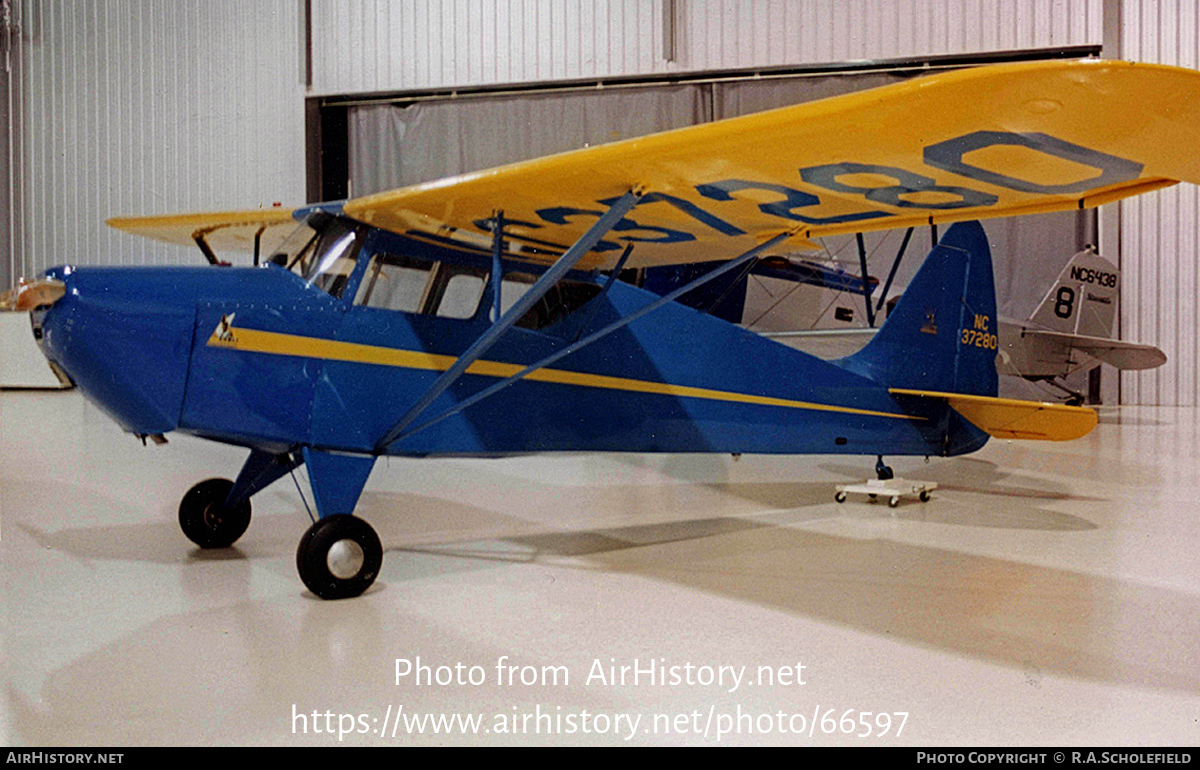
(327, 538, 365, 580)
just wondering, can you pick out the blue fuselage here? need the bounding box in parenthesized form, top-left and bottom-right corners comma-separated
(34, 233, 977, 460)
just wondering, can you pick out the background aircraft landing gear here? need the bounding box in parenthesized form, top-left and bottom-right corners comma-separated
(178, 478, 251, 548)
(297, 514, 383, 600)
(875, 456, 894, 480)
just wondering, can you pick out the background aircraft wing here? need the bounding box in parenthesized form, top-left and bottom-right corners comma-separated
(338, 59, 1200, 269)
(1018, 329, 1168, 371)
(763, 328, 877, 360)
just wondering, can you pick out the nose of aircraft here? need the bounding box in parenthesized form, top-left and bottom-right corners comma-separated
(30, 265, 195, 437)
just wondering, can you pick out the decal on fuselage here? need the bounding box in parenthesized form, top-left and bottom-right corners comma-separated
(210, 314, 237, 346)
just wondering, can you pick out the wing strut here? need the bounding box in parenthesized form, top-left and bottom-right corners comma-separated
(193, 233, 220, 266)
(855, 233, 876, 328)
(490, 210, 505, 322)
(253, 225, 267, 266)
(380, 230, 794, 451)
(373, 190, 643, 453)
(876, 227, 914, 314)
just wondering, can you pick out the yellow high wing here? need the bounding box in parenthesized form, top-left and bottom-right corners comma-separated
(111, 59, 1200, 270)
(107, 207, 297, 256)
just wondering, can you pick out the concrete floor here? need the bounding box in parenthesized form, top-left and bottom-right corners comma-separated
(1, 389, 1198, 746)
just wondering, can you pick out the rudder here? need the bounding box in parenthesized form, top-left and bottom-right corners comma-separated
(837, 221, 999, 398)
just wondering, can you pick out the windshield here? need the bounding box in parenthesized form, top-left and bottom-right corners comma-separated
(269, 222, 318, 275)
(268, 217, 362, 298)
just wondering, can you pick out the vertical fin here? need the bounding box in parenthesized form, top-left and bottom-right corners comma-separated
(1028, 247, 1119, 337)
(836, 220, 998, 398)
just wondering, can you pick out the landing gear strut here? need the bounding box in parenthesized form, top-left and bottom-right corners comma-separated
(1042, 378, 1086, 406)
(875, 456, 894, 480)
(177, 448, 382, 599)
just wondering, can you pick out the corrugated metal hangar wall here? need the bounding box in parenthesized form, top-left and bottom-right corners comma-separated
(1, 0, 1197, 405)
(1119, 0, 1199, 406)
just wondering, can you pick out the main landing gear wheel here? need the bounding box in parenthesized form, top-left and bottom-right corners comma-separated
(179, 478, 251, 548)
(297, 514, 383, 600)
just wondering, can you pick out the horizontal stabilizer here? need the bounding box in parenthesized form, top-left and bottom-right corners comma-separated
(1018, 329, 1167, 371)
(890, 388, 1097, 441)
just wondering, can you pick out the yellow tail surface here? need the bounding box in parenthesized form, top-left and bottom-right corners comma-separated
(889, 389, 1098, 441)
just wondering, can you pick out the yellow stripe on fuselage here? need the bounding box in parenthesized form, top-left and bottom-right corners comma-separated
(207, 326, 922, 421)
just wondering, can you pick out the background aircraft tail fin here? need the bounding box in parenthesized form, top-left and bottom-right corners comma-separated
(838, 220, 998, 398)
(1028, 247, 1119, 337)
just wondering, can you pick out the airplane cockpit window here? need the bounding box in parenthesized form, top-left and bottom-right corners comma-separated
(269, 222, 318, 273)
(354, 253, 485, 319)
(501, 272, 603, 330)
(269, 216, 362, 299)
(356, 253, 432, 313)
(352, 252, 598, 328)
(432, 269, 486, 319)
(304, 220, 361, 298)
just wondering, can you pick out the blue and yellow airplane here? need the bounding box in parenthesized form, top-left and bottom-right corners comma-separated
(7, 60, 1200, 599)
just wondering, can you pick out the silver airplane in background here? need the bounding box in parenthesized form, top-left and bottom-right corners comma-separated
(755, 246, 1165, 404)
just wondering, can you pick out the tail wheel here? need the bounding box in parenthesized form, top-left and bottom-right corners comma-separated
(297, 514, 383, 600)
(179, 478, 251, 548)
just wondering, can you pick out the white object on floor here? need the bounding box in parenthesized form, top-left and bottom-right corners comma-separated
(834, 477, 937, 507)
(0, 311, 70, 389)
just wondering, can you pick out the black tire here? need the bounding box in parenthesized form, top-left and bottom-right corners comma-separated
(297, 514, 383, 600)
(179, 478, 251, 548)
(888, 496, 900, 508)
(834, 491, 847, 503)
(919, 490, 931, 502)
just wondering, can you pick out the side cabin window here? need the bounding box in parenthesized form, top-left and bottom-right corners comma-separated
(355, 252, 485, 319)
(354, 253, 601, 330)
(356, 254, 433, 313)
(500, 273, 603, 331)
(429, 268, 487, 319)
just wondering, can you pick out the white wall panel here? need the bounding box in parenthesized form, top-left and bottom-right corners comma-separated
(311, 0, 1103, 96)
(7, 0, 306, 282)
(1119, 0, 1200, 405)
